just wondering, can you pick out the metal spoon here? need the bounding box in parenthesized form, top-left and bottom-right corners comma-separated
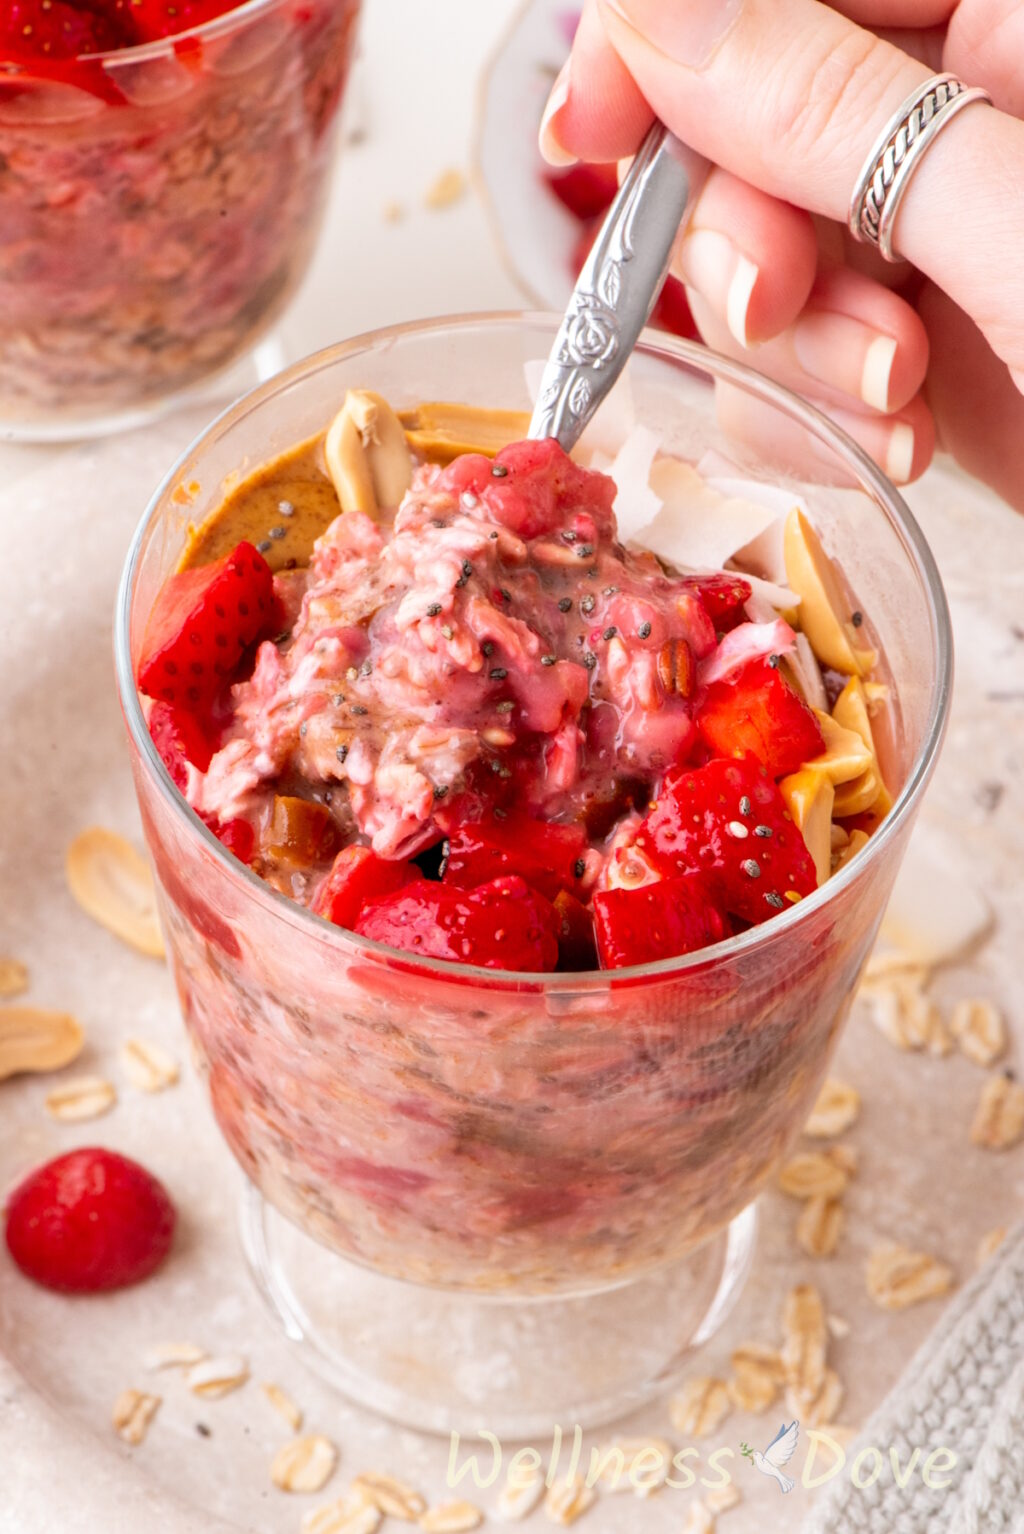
(529, 123, 701, 452)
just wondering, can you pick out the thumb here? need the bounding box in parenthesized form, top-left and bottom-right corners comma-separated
(593, 0, 1024, 388)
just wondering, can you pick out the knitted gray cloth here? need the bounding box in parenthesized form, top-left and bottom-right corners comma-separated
(801, 1223, 1024, 1533)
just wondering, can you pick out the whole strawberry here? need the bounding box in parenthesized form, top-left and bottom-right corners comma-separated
(4, 1147, 176, 1293)
(1, 0, 123, 61)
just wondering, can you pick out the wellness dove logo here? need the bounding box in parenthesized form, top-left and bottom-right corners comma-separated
(739, 1421, 800, 1493)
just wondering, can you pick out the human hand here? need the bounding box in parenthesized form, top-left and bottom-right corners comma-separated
(539, 0, 1024, 510)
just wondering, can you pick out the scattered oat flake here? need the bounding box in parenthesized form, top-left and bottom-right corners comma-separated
(303, 1496, 381, 1534)
(976, 1226, 1008, 1267)
(669, 1376, 731, 1437)
(970, 1073, 1024, 1150)
(826, 1143, 858, 1177)
(66, 827, 164, 959)
(185, 1354, 249, 1398)
(143, 1341, 206, 1371)
(951, 999, 1007, 1068)
(495, 1470, 544, 1521)
(419, 1501, 483, 1533)
(543, 1474, 595, 1526)
(44, 1074, 116, 1122)
(120, 1037, 179, 1093)
(727, 1344, 783, 1414)
(781, 1284, 827, 1399)
(112, 1388, 161, 1445)
(271, 1434, 338, 1494)
(0, 958, 28, 999)
(864, 948, 931, 983)
(705, 1483, 742, 1514)
(261, 1380, 303, 1432)
(351, 1473, 426, 1521)
(424, 168, 466, 210)
(682, 1502, 715, 1534)
(777, 1151, 848, 1200)
(0, 1006, 84, 1081)
(864, 973, 944, 1051)
(804, 1077, 861, 1138)
(796, 1196, 844, 1259)
(866, 1245, 954, 1309)
(787, 1365, 844, 1427)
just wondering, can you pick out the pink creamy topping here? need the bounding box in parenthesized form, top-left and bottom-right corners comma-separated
(193, 439, 718, 858)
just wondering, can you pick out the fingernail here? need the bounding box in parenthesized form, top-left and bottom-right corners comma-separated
(885, 421, 915, 483)
(539, 61, 577, 167)
(603, 0, 744, 69)
(677, 229, 758, 347)
(793, 313, 898, 412)
(1011, 366, 1024, 396)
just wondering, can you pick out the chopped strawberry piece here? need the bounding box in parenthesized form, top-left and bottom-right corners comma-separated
(355, 875, 559, 971)
(680, 572, 752, 630)
(552, 888, 598, 970)
(635, 756, 817, 924)
(1, 0, 123, 61)
(569, 218, 600, 278)
(441, 810, 586, 902)
(314, 845, 417, 930)
(439, 438, 615, 541)
(698, 659, 825, 779)
(4, 1148, 175, 1293)
(147, 699, 215, 789)
(543, 161, 619, 221)
(100, 0, 229, 43)
(203, 814, 254, 865)
(138, 541, 275, 710)
(651, 275, 699, 340)
(592, 873, 726, 969)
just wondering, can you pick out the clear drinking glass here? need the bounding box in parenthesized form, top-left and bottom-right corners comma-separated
(114, 315, 952, 1435)
(0, 0, 360, 441)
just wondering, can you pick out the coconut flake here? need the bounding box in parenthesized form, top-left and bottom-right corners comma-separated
(700, 619, 796, 687)
(607, 425, 663, 541)
(709, 476, 807, 586)
(789, 632, 828, 712)
(635, 460, 779, 573)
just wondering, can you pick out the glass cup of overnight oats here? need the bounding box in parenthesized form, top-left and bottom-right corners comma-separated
(0, 0, 360, 441)
(115, 314, 951, 1436)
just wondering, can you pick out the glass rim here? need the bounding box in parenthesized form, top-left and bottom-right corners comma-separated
(114, 310, 954, 990)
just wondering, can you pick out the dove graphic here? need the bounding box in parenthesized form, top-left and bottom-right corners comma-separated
(739, 1420, 800, 1493)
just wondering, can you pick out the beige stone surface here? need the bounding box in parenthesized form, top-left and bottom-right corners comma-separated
(1, 4, 1023, 1531)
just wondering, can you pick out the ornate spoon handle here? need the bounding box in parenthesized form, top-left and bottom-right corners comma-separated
(528, 123, 698, 452)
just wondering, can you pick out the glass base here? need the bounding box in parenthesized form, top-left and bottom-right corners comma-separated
(240, 1184, 758, 1439)
(0, 334, 288, 445)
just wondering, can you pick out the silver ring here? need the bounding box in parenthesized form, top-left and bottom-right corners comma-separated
(849, 72, 992, 262)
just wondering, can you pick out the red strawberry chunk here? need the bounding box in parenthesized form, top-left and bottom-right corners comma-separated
(106, 0, 230, 43)
(680, 572, 753, 631)
(148, 699, 215, 790)
(439, 438, 615, 541)
(202, 813, 254, 865)
(314, 845, 417, 931)
(1, 0, 123, 60)
(635, 756, 817, 924)
(138, 541, 275, 710)
(355, 875, 560, 971)
(698, 659, 825, 779)
(592, 873, 726, 969)
(441, 810, 586, 902)
(543, 161, 619, 221)
(651, 275, 699, 341)
(4, 1148, 175, 1293)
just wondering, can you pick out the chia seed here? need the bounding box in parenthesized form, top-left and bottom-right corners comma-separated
(482, 642, 495, 657)
(580, 595, 596, 616)
(573, 858, 586, 879)
(764, 891, 785, 909)
(754, 824, 773, 838)
(491, 463, 509, 477)
(739, 796, 752, 816)
(431, 518, 447, 529)
(638, 621, 652, 639)
(576, 544, 594, 559)
(256, 539, 272, 553)
(602, 626, 617, 641)
(767, 653, 780, 669)
(494, 805, 508, 818)
(561, 530, 577, 543)
(851, 610, 863, 627)
(462, 560, 473, 578)
(489, 530, 499, 540)
(269, 525, 286, 540)
(603, 585, 618, 596)
(489, 667, 508, 680)
(351, 704, 368, 716)
(495, 700, 515, 713)
(741, 859, 761, 879)
(278, 500, 295, 516)
(583, 651, 597, 670)
(541, 655, 556, 666)
(433, 784, 449, 799)
(335, 744, 348, 763)
(359, 659, 372, 675)
(441, 625, 454, 640)
(500, 588, 512, 603)
(426, 603, 443, 617)
(299, 721, 307, 737)
(332, 693, 345, 706)
(558, 597, 573, 613)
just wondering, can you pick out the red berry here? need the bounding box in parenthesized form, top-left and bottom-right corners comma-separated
(592, 873, 727, 968)
(680, 572, 753, 630)
(356, 875, 560, 971)
(442, 810, 586, 902)
(651, 274, 699, 341)
(1, 0, 122, 61)
(698, 659, 825, 779)
(313, 845, 417, 931)
(636, 755, 818, 924)
(439, 438, 615, 542)
(92, 0, 230, 43)
(5, 1148, 176, 1293)
(138, 541, 275, 710)
(543, 161, 619, 221)
(148, 699, 215, 790)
